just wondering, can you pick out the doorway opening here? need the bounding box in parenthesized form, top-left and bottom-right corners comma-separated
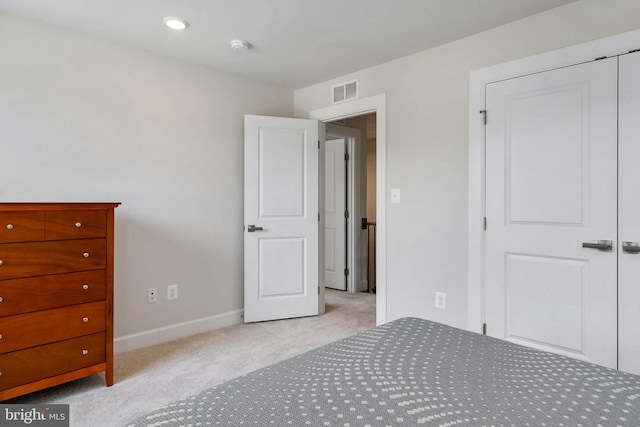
(324, 113, 377, 295)
(310, 93, 387, 326)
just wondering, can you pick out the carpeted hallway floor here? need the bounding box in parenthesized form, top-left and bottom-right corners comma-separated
(6, 289, 376, 427)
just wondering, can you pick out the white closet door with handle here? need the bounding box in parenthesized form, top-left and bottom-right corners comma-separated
(485, 58, 618, 368)
(618, 52, 640, 375)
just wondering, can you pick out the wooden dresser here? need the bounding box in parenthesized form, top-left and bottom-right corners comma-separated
(0, 202, 120, 401)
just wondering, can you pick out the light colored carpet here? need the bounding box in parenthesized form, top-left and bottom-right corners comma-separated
(7, 289, 376, 427)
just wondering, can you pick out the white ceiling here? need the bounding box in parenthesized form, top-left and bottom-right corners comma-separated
(0, 0, 577, 89)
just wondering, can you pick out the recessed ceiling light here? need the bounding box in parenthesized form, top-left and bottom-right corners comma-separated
(163, 16, 188, 30)
(230, 39, 250, 51)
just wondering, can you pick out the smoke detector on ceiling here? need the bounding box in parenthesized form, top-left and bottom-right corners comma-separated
(230, 39, 250, 51)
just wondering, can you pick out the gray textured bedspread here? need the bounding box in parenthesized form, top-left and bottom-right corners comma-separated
(127, 317, 640, 426)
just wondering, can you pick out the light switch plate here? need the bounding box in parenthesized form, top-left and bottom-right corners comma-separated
(391, 188, 401, 204)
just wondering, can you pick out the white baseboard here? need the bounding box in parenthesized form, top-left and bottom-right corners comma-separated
(114, 309, 244, 354)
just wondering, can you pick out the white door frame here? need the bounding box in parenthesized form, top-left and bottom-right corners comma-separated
(310, 94, 387, 326)
(468, 28, 640, 333)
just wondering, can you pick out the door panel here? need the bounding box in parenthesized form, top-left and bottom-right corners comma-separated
(505, 254, 585, 352)
(259, 128, 305, 217)
(259, 238, 305, 297)
(244, 115, 321, 323)
(324, 138, 346, 290)
(485, 58, 618, 368)
(507, 84, 586, 224)
(618, 52, 640, 376)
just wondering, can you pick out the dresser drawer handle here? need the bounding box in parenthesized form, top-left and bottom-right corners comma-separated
(83, 284, 89, 290)
(82, 349, 89, 355)
(0, 334, 3, 340)
(82, 317, 89, 323)
(75, 222, 82, 228)
(83, 252, 90, 258)
(0, 296, 3, 303)
(0, 260, 3, 266)
(6, 224, 13, 230)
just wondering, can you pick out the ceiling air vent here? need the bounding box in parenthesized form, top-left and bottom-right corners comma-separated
(332, 80, 358, 104)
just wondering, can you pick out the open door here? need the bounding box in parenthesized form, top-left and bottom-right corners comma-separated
(244, 115, 325, 323)
(324, 138, 347, 290)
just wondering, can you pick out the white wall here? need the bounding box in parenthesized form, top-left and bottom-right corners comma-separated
(0, 12, 293, 350)
(294, 0, 640, 329)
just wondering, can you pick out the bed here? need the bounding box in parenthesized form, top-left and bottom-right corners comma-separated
(127, 317, 640, 426)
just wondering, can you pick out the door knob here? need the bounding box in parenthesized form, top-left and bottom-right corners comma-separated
(247, 225, 264, 232)
(582, 240, 613, 251)
(622, 242, 640, 254)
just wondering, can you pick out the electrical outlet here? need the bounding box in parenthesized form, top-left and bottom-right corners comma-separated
(167, 284, 178, 301)
(147, 288, 158, 304)
(435, 292, 446, 309)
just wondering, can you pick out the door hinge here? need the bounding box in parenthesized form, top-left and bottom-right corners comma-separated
(318, 213, 320, 222)
(482, 323, 487, 335)
(483, 217, 487, 230)
(318, 140, 320, 149)
(345, 153, 350, 161)
(344, 211, 350, 219)
(595, 55, 608, 61)
(344, 268, 350, 276)
(480, 110, 487, 125)
(318, 286, 320, 295)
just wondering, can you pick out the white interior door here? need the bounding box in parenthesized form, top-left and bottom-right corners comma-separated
(324, 138, 347, 290)
(485, 58, 618, 368)
(244, 115, 323, 323)
(618, 52, 640, 375)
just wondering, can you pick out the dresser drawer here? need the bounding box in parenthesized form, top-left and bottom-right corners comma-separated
(0, 239, 105, 280)
(0, 270, 106, 317)
(0, 301, 105, 354)
(45, 210, 106, 240)
(0, 333, 105, 391)
(0, 212, 45, 243)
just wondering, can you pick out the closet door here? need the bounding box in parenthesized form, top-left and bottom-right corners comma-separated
(485, 58, 618, 368)
(618, 52, 640, 376)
